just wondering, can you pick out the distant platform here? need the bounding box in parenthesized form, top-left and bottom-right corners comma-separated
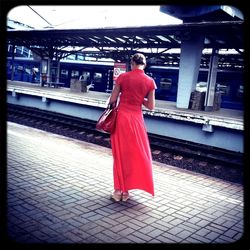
(7, 80, 243, 131)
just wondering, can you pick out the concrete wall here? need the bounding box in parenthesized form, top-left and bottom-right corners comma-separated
(7, 92, 243, 153)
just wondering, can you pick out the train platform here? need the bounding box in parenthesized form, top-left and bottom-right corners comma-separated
(7, 122, 244, 244)
(7, 80, 243, 131)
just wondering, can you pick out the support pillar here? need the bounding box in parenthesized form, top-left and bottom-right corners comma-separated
(47, 58, 51, 82)
(204, 48, 219, 111)
(56, 61, 60, 83)
(176, 32, 205, 108)
(41, 59, 48, 87)
(11, 44, 16, 81)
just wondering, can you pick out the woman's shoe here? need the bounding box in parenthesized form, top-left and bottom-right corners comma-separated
(122, 192, 129, 202)
(110, 191, 122, 202)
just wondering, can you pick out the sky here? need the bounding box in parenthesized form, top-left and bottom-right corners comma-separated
(7, 5, 183, 30)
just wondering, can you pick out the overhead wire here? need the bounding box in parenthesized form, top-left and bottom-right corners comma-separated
(27, 5, 53, 28)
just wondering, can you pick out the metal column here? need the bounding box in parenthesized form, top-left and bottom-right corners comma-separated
(10, 45, 16, 81)
(176, 32, 204, 109)
(204, 48, 219, 111)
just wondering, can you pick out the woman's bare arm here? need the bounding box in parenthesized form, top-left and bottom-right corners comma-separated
(109, 84, 121, 106)
(143, 90, 155, 110)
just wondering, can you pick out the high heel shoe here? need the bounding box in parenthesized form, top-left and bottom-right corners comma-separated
(122, 192, 129, 202)
(110, 191, 122, 202)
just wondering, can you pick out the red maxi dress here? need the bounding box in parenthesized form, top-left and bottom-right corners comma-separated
(110, 68, 156, 196)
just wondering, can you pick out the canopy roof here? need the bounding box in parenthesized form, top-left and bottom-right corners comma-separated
(7, 21, 244, 69)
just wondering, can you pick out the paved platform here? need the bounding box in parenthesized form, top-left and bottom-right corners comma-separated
(7, 122, 244, 244)
(7, 80, 243, 130)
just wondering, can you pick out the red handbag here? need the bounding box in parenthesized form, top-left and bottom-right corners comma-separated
(96, 103, 118, 134)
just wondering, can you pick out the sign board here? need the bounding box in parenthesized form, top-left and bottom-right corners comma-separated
(113, 63, 127, 81)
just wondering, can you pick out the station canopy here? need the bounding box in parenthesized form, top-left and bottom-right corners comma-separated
(7, 20, 244, 69)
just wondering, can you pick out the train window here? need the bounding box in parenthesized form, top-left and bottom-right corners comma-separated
(71, 70, 79, 78)
(160, 78, 172, 90)
(17, 65, 23, 71)
(93, 72, 102, 83)
(79, 72, 90, 82)
(61, 69, 68, 77)
(216, 83, 230, 96)
(25, 68, 31, 74)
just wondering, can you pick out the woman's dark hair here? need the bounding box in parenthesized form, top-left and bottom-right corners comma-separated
(131, 53, 146, 66)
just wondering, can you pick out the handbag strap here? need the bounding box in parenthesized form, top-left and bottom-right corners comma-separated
(108, 94, 120, 109)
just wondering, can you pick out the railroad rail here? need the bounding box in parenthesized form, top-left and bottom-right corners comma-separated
(7, 104, 243, 184)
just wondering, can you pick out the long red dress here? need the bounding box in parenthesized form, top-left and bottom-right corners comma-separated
(110, 68, 156, 196)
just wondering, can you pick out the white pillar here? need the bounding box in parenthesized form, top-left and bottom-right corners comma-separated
(56, 61, 60, 83)
(204, 48, 219, 111)
(176, 32, 205, 108)
(11, 45, 15, 81)
(47, 58, 51, 82)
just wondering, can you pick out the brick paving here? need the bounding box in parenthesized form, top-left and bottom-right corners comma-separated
(7, 122, 244, 244)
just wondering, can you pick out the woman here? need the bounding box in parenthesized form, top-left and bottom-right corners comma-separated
(109, 53, 157, 202)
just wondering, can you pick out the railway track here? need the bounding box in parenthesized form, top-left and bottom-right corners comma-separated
(7, 104, 243, 184)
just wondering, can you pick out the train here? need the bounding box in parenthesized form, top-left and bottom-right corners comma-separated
(6, 57, 244, 110)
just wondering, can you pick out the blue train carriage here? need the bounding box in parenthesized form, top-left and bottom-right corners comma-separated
(196, 67, 244, 110)
(7, 57, 41, 83)
(145, 65, 178, 102)
(6, 57, 244, 110)
(214, 69, 244, 110)
(58, 60, 114, 92)
(146, 65, 244, 110)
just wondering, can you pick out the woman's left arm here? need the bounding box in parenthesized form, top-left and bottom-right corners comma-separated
(143, 90, 155, 110)
(109, 84, 121, 106)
